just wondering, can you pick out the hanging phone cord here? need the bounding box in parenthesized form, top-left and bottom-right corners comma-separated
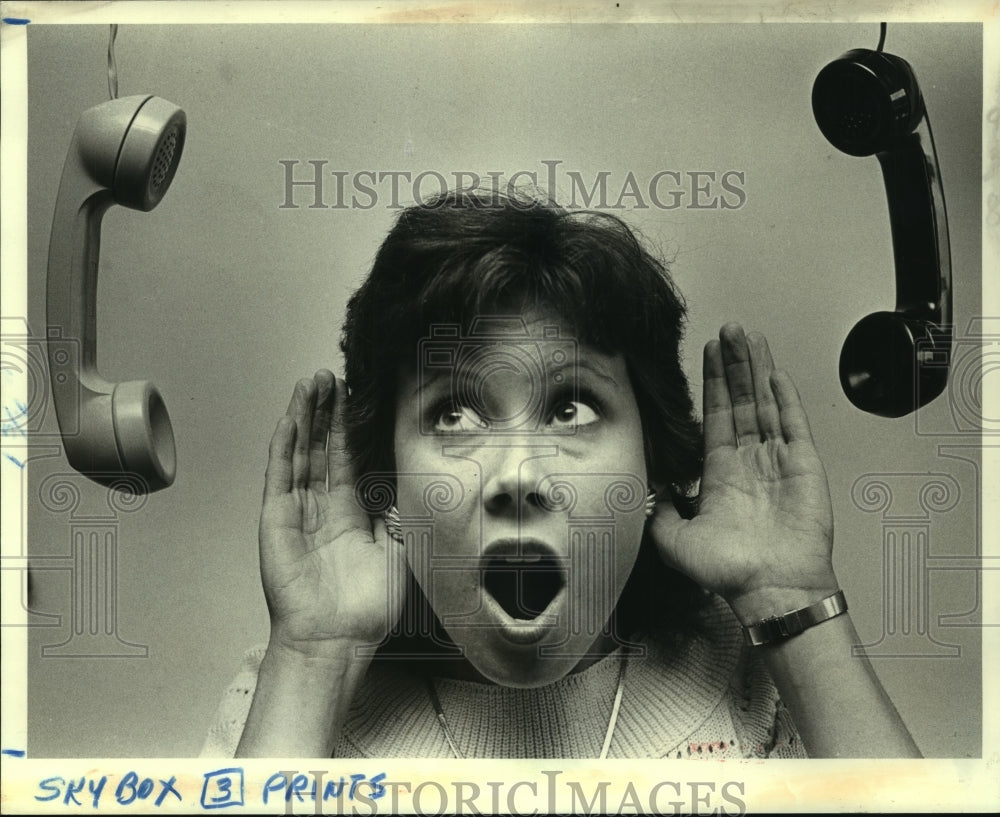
(107, 24, 119, 99)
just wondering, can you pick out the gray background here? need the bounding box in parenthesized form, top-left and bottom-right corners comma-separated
(21, 23, 983, 757)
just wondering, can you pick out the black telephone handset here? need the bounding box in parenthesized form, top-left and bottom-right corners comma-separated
(812, 45, 952, 417)
(46, 94, 186, 491)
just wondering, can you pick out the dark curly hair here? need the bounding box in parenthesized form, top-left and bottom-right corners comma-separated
(340, 187, 710, 656)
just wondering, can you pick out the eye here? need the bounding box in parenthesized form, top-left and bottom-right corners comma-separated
(547, 401, 600, 429)
(434, 404, 489, 432)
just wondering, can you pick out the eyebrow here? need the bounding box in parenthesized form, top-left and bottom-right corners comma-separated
(551, 358, 619, 388)
(411, 355, 619, 396)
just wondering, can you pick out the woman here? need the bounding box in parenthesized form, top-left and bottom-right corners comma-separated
(202, 188, 920, 759)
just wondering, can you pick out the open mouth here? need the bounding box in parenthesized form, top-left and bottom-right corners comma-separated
(482, 553, 567, 621)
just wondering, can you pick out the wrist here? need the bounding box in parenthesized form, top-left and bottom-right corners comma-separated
(266, 629, 374, 669)
(239, 634, 371, 758)
(725, 577, 840, 628)
(258, 633, 374, 713)
(740, 589, 848, 647)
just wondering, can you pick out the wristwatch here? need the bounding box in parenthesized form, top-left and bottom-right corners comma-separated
(742, 590, 848, 647)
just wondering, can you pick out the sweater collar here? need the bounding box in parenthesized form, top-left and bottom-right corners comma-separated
(342, 596, 742, 758)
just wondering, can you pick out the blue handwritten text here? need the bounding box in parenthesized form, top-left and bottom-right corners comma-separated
(35, 773, 182, 808)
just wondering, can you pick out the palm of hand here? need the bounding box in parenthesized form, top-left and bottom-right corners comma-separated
(259, 374, 405, 653)
(651, 326, 836, 604)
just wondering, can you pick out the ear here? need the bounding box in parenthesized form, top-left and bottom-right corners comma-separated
(647, 478, 668, 498)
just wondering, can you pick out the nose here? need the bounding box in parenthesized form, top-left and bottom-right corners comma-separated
(482, 445, 555, 517)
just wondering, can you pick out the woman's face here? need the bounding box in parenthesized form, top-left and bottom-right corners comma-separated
(393, 313, 649, 687)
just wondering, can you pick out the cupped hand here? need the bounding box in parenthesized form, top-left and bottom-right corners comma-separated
(649, 324, 838, 619)
(258, 370, 407, 656)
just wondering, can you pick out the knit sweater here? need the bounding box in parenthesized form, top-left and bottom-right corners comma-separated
(200, 596, 806, 759)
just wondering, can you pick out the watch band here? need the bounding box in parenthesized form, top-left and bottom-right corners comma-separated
(742, 590, 848, 647)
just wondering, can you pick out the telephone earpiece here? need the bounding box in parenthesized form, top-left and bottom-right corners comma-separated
(46, 94, 186, 491)
(812, 46, 952, 417)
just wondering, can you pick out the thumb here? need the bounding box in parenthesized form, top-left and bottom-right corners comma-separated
(647, 499, 687, 571)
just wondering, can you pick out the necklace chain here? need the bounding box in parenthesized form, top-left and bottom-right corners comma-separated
(425, 654, 628, 759)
